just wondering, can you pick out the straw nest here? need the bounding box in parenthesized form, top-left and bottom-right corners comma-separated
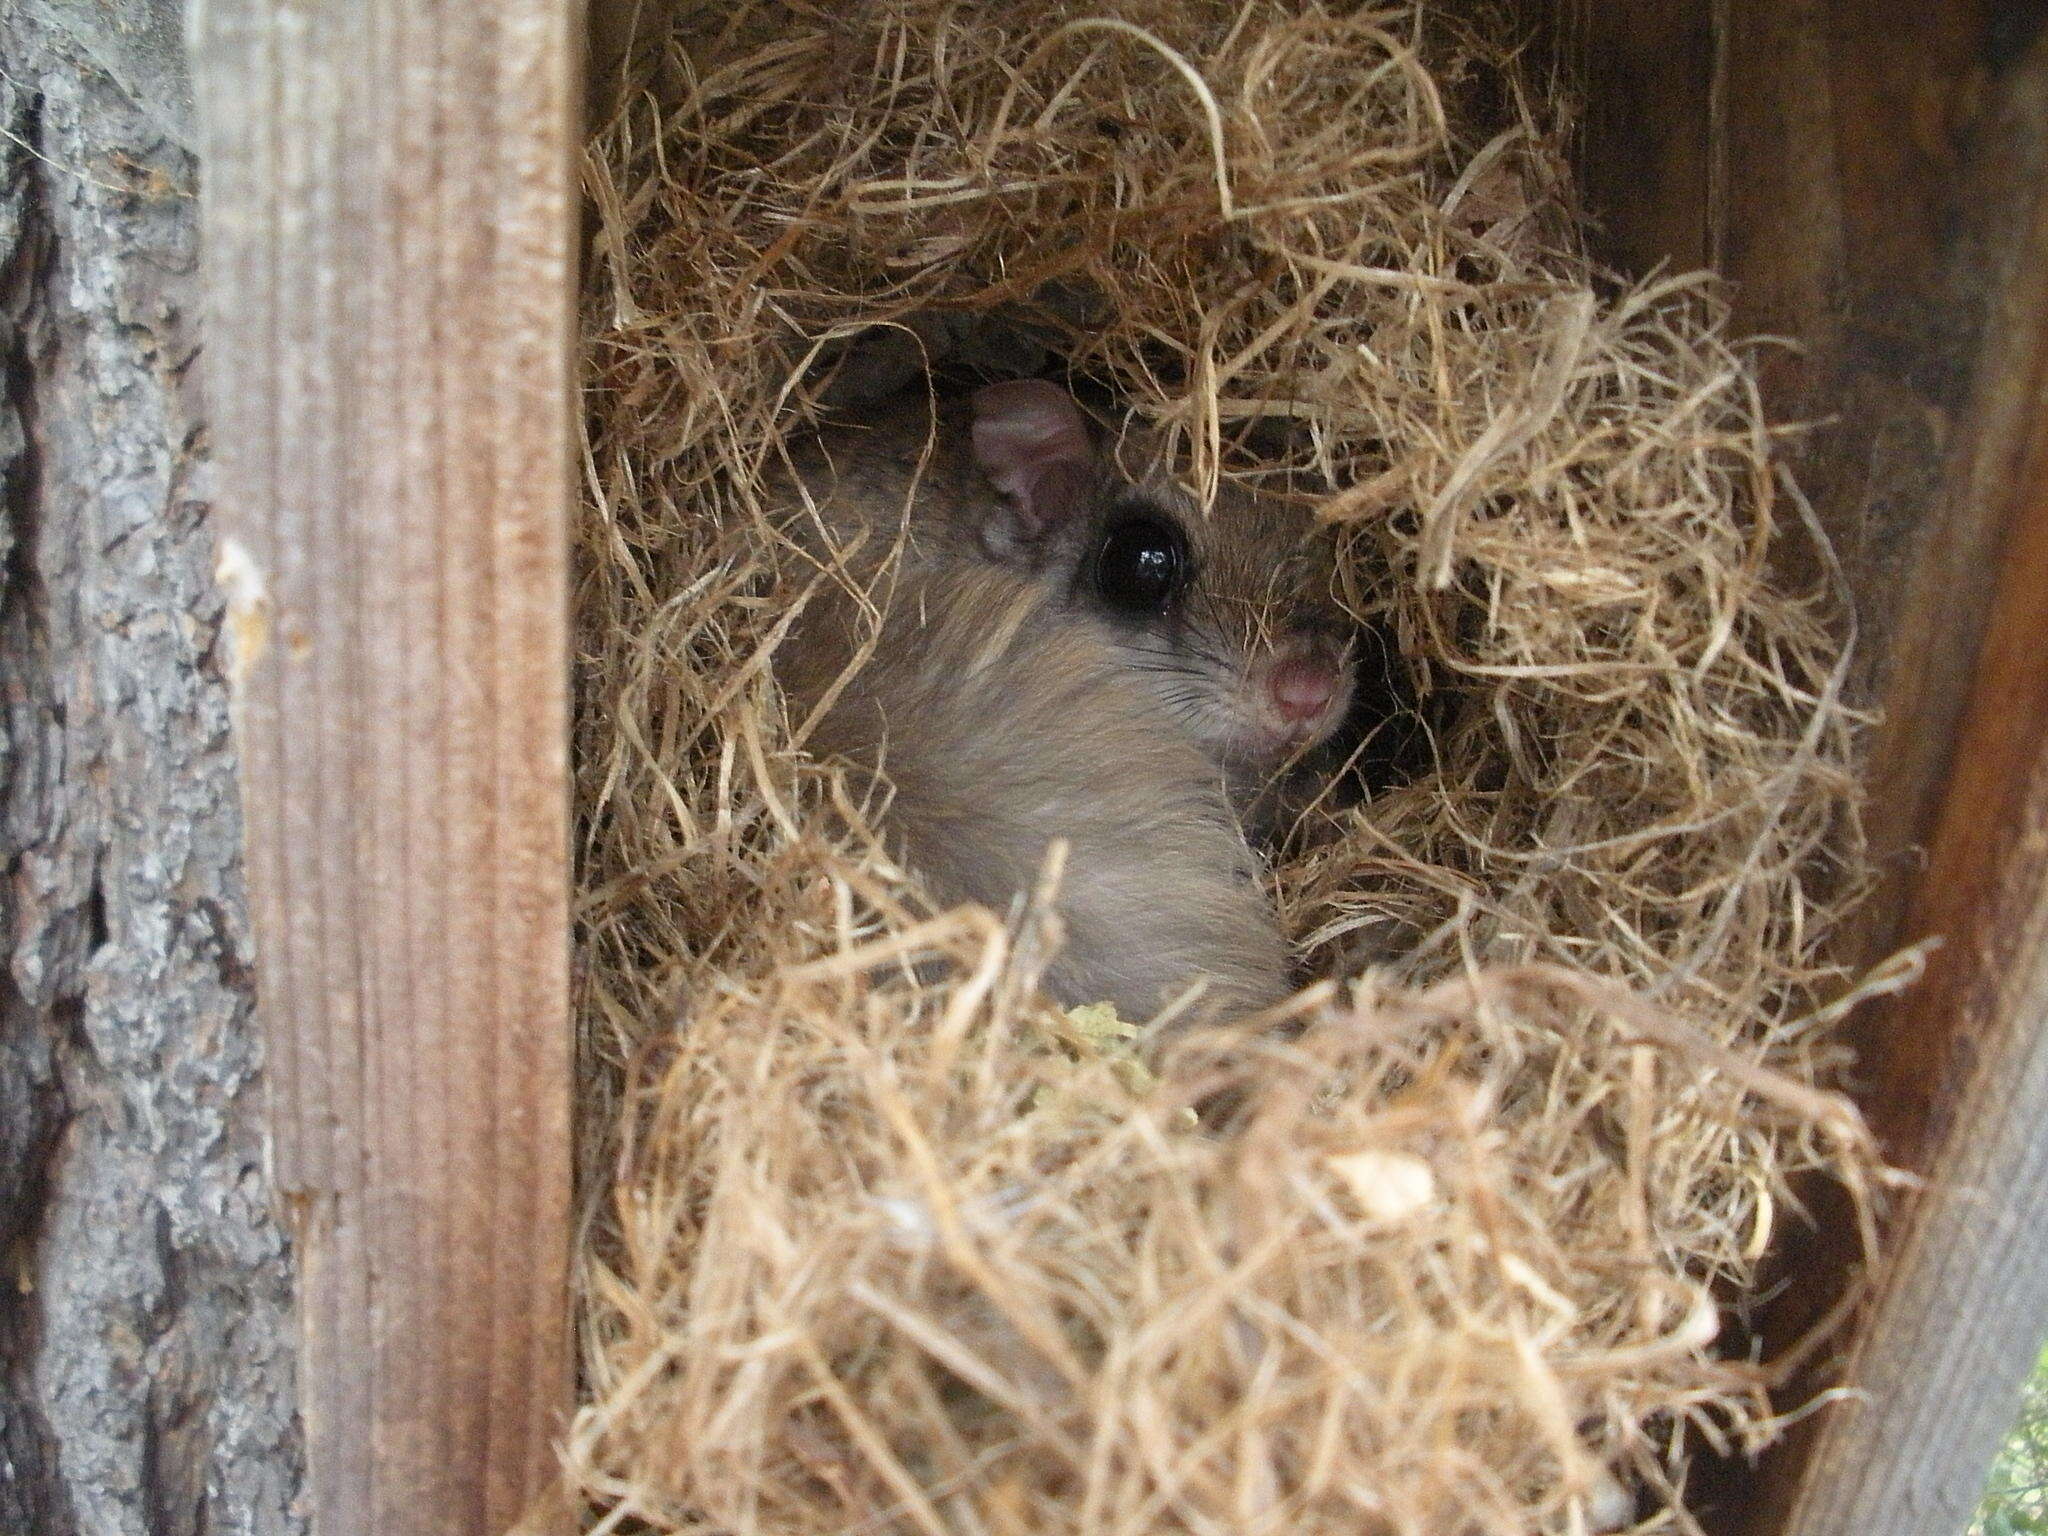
(566, 3, 1902, 1531)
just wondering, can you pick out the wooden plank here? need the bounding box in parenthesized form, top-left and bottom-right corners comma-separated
(1525, 3, 2048, 1532)
(193, 2, 581, 1532)
(1765, 258, 2048, 1534)
(1516, 0, 1722, 280)
(587, 0, 674, 122)
(1692, 11, 2048, 1534)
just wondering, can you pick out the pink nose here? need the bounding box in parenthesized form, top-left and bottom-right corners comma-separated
(1268, 652, 1338, 727)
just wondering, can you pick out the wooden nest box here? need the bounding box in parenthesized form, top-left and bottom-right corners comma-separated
(178, 2, 2048, 1533)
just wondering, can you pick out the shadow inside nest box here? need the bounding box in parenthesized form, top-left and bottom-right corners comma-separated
(1324, 615, 1437, 803)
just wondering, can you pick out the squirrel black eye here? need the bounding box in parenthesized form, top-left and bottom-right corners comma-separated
(1093, 513, 1189, 615)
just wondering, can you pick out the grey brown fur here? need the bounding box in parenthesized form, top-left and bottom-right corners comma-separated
(778, 565, 1292, 1021)
(774, 387, 1353, 820)
(770, 387, 1344, 1021)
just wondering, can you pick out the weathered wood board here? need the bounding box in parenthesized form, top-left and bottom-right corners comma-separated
(1522, 3, 2048, 1532)
(194, 1, 583, 1530)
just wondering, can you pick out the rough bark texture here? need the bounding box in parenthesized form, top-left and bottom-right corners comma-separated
(0, 4, 304, 1533)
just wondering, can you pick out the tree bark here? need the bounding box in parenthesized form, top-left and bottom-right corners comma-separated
(0, 4, 304, 1533)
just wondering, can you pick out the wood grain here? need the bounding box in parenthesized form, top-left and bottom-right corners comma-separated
(1766, 259, 2048, 1533)
(1693, 13, 2048, 1533)
(587, 0, 675, 122)
(1520, 0, 1724, 280)
(193, 2, 581, 1531)
(1526, 3, 2048, 1532)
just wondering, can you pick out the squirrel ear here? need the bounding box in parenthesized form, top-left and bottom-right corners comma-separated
(970, 379, 1096, 558)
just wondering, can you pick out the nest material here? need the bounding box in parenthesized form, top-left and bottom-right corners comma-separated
(567, 3, 1895, 1532)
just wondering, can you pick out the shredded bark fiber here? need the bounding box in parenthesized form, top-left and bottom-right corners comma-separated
(567, 4, 1899, 1532)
